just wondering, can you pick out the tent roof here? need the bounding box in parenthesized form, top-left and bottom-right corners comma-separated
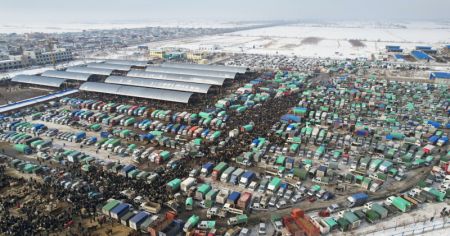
(12, 75, 66, 87)
(79, 82, 193, 103)
(105, 75, 211, 93)
(127, 70, 225, 85)
(162, 63, 248, 74)
(66, 66, 113, 76)
(87, 63, 132, 71)
(42, 70, 94, 81)
(145, 66, 237, 79)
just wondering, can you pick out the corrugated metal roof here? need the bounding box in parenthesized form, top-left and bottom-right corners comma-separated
(105, 75, 211, 93)
(145, 66, 237, 79)
(11, 75, 66, 87)
(87, 63, 132, 71)
(42, 70, 93, 81)
(127, 70, 225, 86)
(79, 82, 193, 103)
(104, 59, 148, 67)
(66, 66, 113, 76)
(162, 63, 247, 74)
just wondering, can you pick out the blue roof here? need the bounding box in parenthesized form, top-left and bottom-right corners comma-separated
(416, 46, 432, 50)
(430, 72, 450, 80)
(386, 45, 401, 49)
(411, 50, 432, 60)
(394, 54, 404, 60)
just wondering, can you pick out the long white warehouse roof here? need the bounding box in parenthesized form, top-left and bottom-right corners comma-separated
(12, 75, 66, 87)
(127, 70, 226, 86)
(104, 59, 149, 67)
(105, 75, 211, 93)
(145, 66, 237, 79)
(66, 66, 113, 76)
(87, 63, 132, 71)
(79, 82, 193, 103)
(42, 70, 94, 81)
(162, 63, 248, 74)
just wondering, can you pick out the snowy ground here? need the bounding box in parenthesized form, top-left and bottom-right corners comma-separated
(150, 21, 450, 59)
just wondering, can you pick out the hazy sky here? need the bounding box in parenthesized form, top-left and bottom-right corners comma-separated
(1, 0, 449, 24)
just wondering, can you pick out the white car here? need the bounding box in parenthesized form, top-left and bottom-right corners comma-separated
(258, 223, 266, 235)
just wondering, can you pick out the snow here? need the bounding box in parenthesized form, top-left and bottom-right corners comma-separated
(149, 21, 450, 59)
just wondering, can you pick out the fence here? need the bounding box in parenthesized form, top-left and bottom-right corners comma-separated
(360, 216, 449, 236)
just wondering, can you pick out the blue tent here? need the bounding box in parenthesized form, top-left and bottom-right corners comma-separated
(281, 114, 301, 123)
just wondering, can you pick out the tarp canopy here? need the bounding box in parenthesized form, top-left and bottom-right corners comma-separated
(79, 82, 193, 103)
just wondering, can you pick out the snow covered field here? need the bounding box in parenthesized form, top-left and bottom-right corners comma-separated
(152, 21, 450, 59)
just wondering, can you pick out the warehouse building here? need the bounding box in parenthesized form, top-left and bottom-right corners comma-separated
(410, 50, 433, 61)
(429, 72, 450, 85)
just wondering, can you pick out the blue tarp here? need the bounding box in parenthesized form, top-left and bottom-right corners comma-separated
(427, 120, 441, 128)
(429, 135, 439, 144)
(281, 114, 301, 123)
(411, 50, 432, 60)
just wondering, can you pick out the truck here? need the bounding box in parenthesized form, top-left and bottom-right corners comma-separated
(110, 203, 130, 220)
(159, 219, 184, 236)
(267, 177, 282, 193)
(227, 191, 241, 204)
(291, 209, 320, 236)
(221, 166, 236, 183)
(129, 211, 150, 231)
(227, 214, 248, 226)
(212, 162, 228, 180)
(195, 184, 212, 200)
(392, 196, 412, 212)
(216, 189, 230, 205)
(72, 131, 86, 143)
(14, 144, 32, 155)
(181, 177, 197, 192)
(101, 199, 120, 216)
(283, 215, 305, 235)
(147, 211, 177, 236)
(237, 192, 252, 210)
(370, 203, 388, 218)
(229, 168, 245, 185)
(166, 178, 181, 192)
(310, 216, 331, 234)
(201, 162, 214, 176)
(347, 192, 369, 207)
(239, 171, 255, 188)
(140, 201, 161, 214)
(183, 214, 200, 232)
